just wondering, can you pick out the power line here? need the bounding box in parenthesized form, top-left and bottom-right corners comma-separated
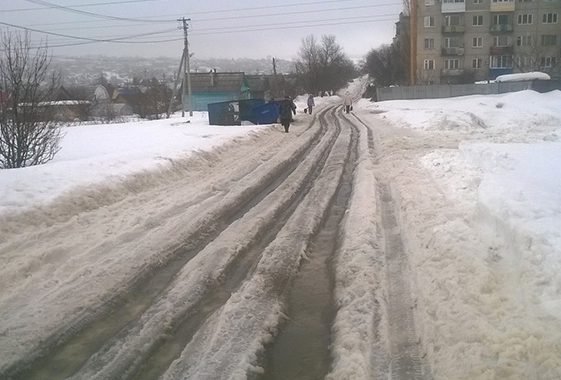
(190, 17, 399, 37)
(24, 12, 395, 46)
(186, 0, 357, 15)
(0, 0, 155, 13)
(22, 0, 173, 23)
(50, 55, 168, 62)
(30, 0, 401, 28)
(192, 14, 397, 34)
(40, 21, 172, 33)
(44, 37, 182, 49)
(191, 3, 400, 23)
(39, 1, 401, 32)
(31, 32, 180, 46)
(0, 20, 178, 44)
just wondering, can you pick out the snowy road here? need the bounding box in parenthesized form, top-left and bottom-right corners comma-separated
(0, 102, 430, 380)
(3, 89, 561, 380)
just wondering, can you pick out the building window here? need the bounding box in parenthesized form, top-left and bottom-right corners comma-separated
(444, 37, 462, 48)
(473, 37, 483, 47)
(493, 14, 509, 25)
(491, 55, 512, 68)
(474, 0, 483, 3)
(444, 59, 460, 69)
(540, 56, 556, 67)
(542, 13, 558, 24)
(492, 0, 513, 2)
(493, 35, 510, 46)
(473, 15, 484, 26)
(443, 0, 465, 3)
(541, 35, 557, 46)
(472, 58, 483, 68)
(518, 0, 532, 2)
(517, 14, 533, 24)
(445, 15, 461, 26)
(516, 57, 529, 68)
(424, 59, 435, 70)
(516, 35, 533, 46)
(424, 16, 435, 27)
(424, 38, 435, 49)
(425, 0, 435, 5)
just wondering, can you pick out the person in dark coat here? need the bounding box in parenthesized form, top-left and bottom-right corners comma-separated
(278, 95, 296, 133)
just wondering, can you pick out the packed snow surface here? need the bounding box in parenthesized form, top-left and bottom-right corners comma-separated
(1, 88, 561, 379)
(363, 89, 561, 379)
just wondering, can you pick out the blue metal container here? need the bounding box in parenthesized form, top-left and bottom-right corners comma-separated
(252, 101, 279, 124)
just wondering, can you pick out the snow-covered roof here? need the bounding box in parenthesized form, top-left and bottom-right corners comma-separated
(495, 72, 550, 83)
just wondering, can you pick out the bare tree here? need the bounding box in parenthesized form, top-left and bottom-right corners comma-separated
(0, 32, 63, 169)
(363, 43, 408, 87)
(143, 78, 172, 120)
(512, 36, 561, 77)
(295, 34, 356, 95)
(295, 35, 321, 94)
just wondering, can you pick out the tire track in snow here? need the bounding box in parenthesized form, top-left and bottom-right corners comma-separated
(259, 107, 357, 380)
(358, 111, 431, 380)
(158, 107, 351, 380)
(1, 111, 330, 380)
(379, 183, 427, 380)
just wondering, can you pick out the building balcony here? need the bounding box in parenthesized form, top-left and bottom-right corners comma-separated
(490, 24, 513, 32)
(490, 1, 515, 12)
(442, 47, 465, 55)
(490, 46, 513, 55)
(442, 1, 466, 13)
(441, 69, 465, 76)
(442, 25, 465, 33)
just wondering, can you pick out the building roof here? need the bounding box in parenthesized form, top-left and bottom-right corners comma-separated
(190, 72, 247, 93)
(246, 75, 270, 92)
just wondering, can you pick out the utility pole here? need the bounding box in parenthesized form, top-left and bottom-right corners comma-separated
(272, 57, 278, 98)
(179, 17, 193, 117)
(167, 50, 184, 118)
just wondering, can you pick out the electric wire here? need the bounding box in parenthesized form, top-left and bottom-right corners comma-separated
(30, 0, 401, 28)
(0, 0, 155, 13)
(191, 3, 401, 23)
(0, 20, 178, 44)
(22, 0, 173, 23)
(190, 17, 399, 37)
(0, 1, 401, 53)
(191, 14, 397, 34)
(39, 1, 401, 32)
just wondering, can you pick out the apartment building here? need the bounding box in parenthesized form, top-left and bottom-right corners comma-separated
(413, 0, 561, 84)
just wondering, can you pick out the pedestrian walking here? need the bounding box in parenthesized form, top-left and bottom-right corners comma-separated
(307, 94, 315, 115)
(343, 92, 352, 114)
(278, 95, 296, 133)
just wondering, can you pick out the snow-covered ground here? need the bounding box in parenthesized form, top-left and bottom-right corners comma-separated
(1, 87, 560, 379)
(360, 89, 561, 379)
(0, 97, 317, 215)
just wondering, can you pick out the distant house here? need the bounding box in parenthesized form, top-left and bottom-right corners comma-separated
(189, 71, 252, 111)
(47, 85, 134, 120)
(112, 87, 143, 116)
(246, 75, 271, 100)
(56, 85, 111, 104)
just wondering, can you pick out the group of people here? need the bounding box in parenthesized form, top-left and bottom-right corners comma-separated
(277, 91, 353, 133)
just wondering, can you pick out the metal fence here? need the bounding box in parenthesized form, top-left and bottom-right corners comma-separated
(375, 80, 557, 102)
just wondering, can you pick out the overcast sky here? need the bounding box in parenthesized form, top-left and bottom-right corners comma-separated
(0, 0, 404, 61)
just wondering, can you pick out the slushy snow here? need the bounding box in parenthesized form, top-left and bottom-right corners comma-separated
(1, 89, 560, 379)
